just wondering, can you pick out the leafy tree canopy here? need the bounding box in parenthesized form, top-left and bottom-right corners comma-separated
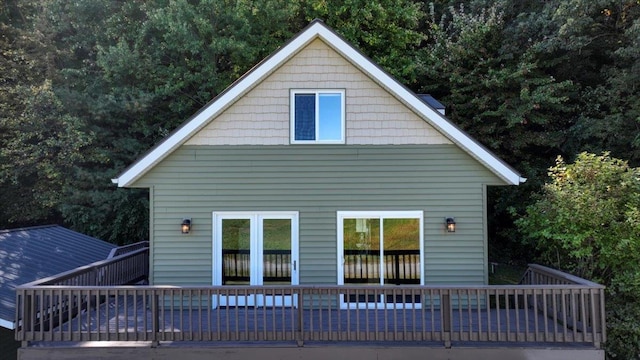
(516, 152, 640, 358)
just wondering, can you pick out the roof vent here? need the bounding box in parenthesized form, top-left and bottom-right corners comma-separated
(418, 94, 445, 115)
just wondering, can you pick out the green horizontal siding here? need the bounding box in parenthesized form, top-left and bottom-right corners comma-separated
(136, 144, 504, 287)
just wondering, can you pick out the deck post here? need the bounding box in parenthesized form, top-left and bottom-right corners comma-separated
(592, 289, 604, 349)
(21, 291, 33, 333)
(442, 292, 452, 348)
(296, 289, 304, 347)
(152, 292, 160, 346)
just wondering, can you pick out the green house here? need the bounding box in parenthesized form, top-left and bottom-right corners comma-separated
(113, 20, 525, 307)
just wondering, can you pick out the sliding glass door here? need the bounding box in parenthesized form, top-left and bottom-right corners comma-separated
(337, 211, 423, 309)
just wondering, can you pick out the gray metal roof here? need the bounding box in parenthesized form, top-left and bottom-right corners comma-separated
(0, 225, 116, 328)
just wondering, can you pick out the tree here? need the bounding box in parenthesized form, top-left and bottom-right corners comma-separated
(38, 0, 302, 243)
(301, 0, 426, 86)
(416, 2, 579, 263)
(419, 3, 577, 168)
(528, 0, 640, 164)
(0, 0, 92, 227)
(516, 152, 640, 358)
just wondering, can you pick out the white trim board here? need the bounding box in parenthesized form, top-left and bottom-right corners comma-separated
(0, 317, 15, 330)
(112, 20, 525, 187)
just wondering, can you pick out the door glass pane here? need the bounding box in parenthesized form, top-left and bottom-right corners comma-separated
(262, 219, 292, 285)
(343, 218, 380, 285)
(221, 219, 251, 285)
(383, 218, 420, 285)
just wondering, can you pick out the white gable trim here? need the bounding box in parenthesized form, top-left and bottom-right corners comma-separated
(113, 20, 525, 187)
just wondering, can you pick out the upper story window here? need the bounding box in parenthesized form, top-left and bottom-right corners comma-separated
(291, 90, 345, 144)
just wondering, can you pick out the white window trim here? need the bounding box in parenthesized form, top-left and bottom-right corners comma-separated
(336, 211, 424, 310)
(290, 89, 346, 144)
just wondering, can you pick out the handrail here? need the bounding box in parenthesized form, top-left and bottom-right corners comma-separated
(107, 241, 150, 259)
(20, 246, 149, 287)
(520, 264, 604, 288)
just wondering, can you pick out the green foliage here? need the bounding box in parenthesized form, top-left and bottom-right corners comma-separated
(516, 152, 640, 280)
(516, 152, 640, 358)
(302, 0, 426, 85)
(419, 2, 575, 166)
(0, 81, 93, 223)
(0, 0, 93, 227)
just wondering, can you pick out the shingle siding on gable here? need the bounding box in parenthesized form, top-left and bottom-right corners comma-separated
(137, 144, 499, 287)
(186, 39, 451, 146)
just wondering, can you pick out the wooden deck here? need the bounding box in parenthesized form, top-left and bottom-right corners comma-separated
(14, 249, 605, 352)
(14, 250, 606, 360)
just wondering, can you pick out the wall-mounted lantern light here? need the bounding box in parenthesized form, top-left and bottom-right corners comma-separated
(445, 217, 456, 233)
(181, 218, 192, 234)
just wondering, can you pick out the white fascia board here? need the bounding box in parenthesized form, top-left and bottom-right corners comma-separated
(0, 317, 14, 330)
(316, 26, 525, 185)
(114, 23, 325, 187)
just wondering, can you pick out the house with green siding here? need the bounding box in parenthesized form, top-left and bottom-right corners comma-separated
(112, 19, 526, 305)
(15, 20, 607, 360)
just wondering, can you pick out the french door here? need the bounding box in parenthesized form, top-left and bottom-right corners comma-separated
(212, 212, 299, 307)
(337, 211, 423, 309)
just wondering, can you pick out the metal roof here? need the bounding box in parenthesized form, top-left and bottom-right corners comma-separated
(417, 94, 445, 112)
(0, 225, 116, 329)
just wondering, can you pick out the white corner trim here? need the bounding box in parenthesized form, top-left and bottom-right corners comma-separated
(113, 21, 524, 187)
(0, 317, 15, 330)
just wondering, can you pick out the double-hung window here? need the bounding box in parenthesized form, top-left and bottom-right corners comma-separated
(290, 90, 345, 143)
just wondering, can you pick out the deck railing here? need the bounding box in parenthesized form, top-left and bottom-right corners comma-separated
(519, 263, 605, 343)
(15, 263, 605, 349)
(16, 244, 149, 332)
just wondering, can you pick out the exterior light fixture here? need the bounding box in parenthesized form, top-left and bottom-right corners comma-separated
(181, 218, 192, 234)
(445, 217, 456, 233)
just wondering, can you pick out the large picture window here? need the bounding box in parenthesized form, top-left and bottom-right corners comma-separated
(291, 90, 345, 143)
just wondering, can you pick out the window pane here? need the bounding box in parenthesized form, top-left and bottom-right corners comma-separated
(294, 94, 315, 140)
(382, 218, 420, 285)
(221, 219, 251, 285)
(262, 219, 292, 285)
(318, 93, 342, 141)
(343, 218, 380, 284)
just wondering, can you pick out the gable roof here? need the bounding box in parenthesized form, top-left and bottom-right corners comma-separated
(0, 225, 116, 329)
(112, 19, 525, 187)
